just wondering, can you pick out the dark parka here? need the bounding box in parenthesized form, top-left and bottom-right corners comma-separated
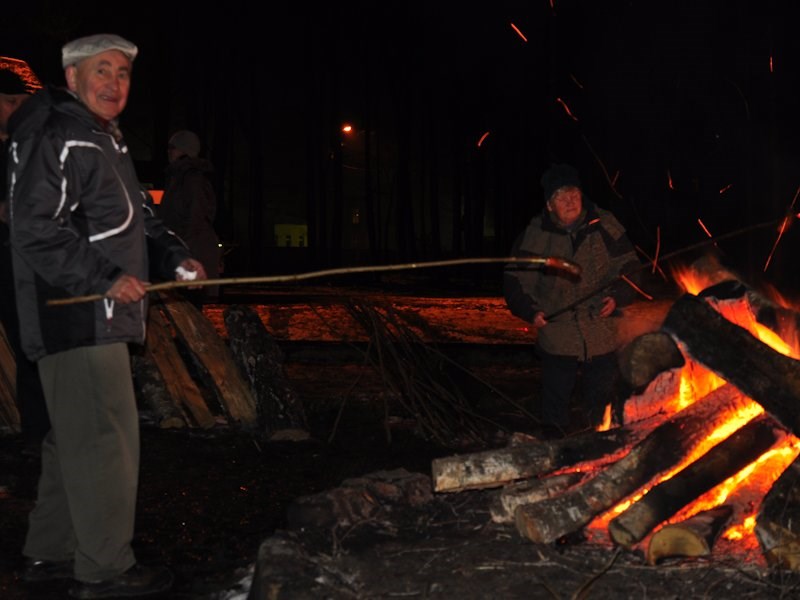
(503, 198, 640, 360)
(7, 86, 191, 361)
(157, 155, 220, 281)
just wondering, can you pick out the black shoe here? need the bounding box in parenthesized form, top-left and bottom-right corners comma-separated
(68, 564, 173, 599)
(21, 558, 74, 582)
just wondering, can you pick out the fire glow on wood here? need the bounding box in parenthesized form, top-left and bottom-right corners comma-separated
(585, 265, 800, 562)
(432, 258, 800, 568)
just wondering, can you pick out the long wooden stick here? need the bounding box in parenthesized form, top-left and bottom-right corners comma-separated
(544, 216, 790, 321)
(47, 256, 579, 307)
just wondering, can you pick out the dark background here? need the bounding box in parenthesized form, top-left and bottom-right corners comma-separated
(4, 1, 800, 294)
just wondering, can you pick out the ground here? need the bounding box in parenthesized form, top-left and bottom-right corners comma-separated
(1, 282, 799, 599)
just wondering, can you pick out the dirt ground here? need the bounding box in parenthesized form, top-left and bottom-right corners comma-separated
(2, 283, 800, 599)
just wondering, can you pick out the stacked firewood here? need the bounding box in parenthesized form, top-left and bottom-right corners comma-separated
(0, 293, 308, 440)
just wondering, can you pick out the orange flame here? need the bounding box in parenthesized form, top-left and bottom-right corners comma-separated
(586, 263, 800, 560)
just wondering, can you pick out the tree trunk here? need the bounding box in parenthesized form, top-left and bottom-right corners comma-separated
(514, 384, 751, 544)
(223, 305, 309, 440)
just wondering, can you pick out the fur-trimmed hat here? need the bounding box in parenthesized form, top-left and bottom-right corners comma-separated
(541, 163, 581, 201)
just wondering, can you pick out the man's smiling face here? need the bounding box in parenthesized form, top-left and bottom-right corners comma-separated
(65, 49, 131, 122)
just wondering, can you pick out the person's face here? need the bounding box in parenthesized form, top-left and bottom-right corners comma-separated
(547, 186, 583, 227)
(65, 49, 131, 122)
(0, 93, 29, 139)
(167, 145, 183, 164)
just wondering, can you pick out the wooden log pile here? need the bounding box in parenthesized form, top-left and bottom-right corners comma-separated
(0, 292, 308, 437)
(432, 278, 800, 569)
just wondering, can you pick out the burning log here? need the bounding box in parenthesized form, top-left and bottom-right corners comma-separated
(431, 427, 634, 493)
(608, 413, 784, 548)
(662, 294, 800, 437)
(158, 293, 258, 426)
(490, 472, 586, 523)
(514, 384, 752, 544)
(617, 332, 684, 392)
(223, 305, 308, 440)
(645, 505, 734, 565)
(145, 302, 216, 428)
(755, 453, 800, 569)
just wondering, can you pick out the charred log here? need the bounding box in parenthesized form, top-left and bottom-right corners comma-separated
(617, 332, 685, 392)
(755, 453, 800, 569)
(130, 348, 187, 429)
(645, 505, 734, 565)
(514, 384, 751, 544)
(0, 325, 19, 433)
(662, 294, 800, 437)
(158, 293, 258, 427)
(608, 413, 784, 548)
(145, 303, 216, 429)
(223, 305, 308, 440)
(432, 427, 634, 493)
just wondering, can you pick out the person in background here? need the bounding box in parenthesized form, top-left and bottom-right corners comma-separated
(0, 59, 50, 456)
(7, 33, 207, 598)
(158, 129, 221, 305)
(503, 163, 642, 438)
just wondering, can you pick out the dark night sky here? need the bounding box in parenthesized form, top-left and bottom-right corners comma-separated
(5, 1, 800, 290)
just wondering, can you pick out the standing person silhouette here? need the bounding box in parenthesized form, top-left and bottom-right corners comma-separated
(0, 59, 50, 456)
(504, 163, 642, 438)
(9, 33, 207, 598)
(158, 129, 221, 305)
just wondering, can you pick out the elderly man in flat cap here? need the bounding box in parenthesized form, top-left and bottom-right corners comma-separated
(0, 59, 51, 458)
(7, 33, 207, 599)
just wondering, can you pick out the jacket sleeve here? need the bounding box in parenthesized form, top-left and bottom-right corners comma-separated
(503, 230, 540, 323)
(10, 129, 123, 296)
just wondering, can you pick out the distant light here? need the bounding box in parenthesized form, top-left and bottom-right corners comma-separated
(342, 124, 353, 134)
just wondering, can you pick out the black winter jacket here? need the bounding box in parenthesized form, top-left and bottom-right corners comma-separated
(6, 86, 191, 361)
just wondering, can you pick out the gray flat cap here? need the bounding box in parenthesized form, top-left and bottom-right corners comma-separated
(62, 33, 138, 68)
